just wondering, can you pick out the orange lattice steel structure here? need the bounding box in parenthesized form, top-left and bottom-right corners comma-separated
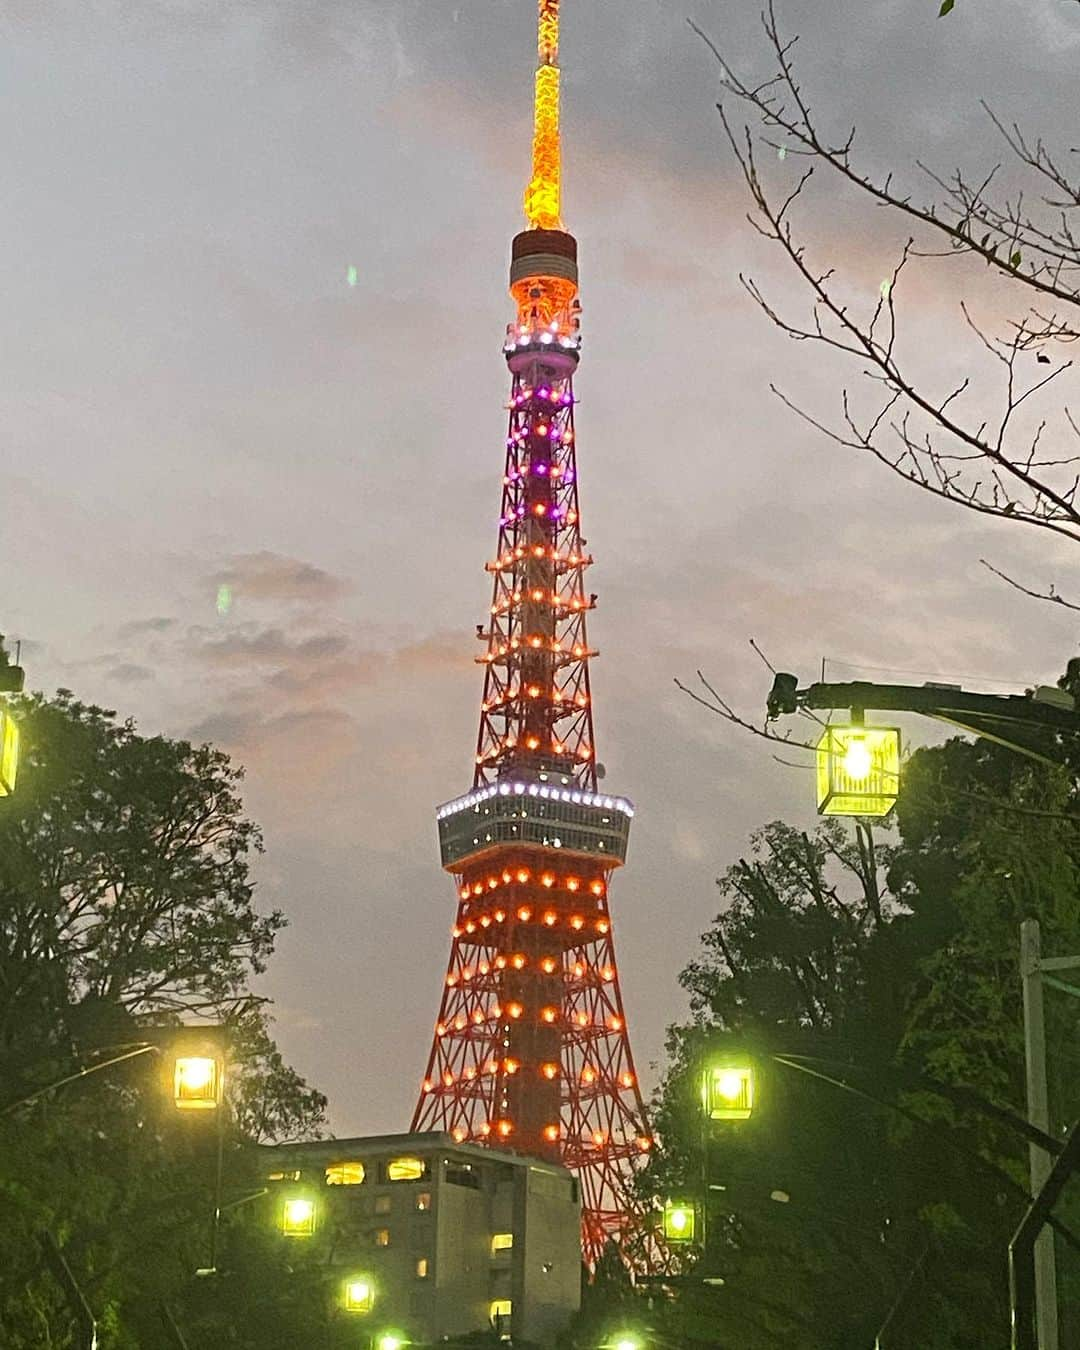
(411, 0, 654, 1267)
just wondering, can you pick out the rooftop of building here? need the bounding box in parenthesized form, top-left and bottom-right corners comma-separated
(257, 1130, 573, 1181)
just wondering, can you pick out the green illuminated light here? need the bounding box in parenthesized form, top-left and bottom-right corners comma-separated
(663, 1199, 696, 1243)
(280, 1195, 316, 1237)
(0, 710, 19, 796)
(703, 1063, 755, 1121)
(343, 1276, 373, 1312)
(816, 725, 900, 818)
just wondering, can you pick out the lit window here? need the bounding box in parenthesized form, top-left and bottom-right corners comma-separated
(491, 1233, 514, 1253)
(375, 1194, 391, 1215)
(490, 1299, 512, 1323)
(386, 1157, 426, 1182)
(267, 1170, 300, 1183)
(416, 1192, 432, 1212)
(374, 1229, 390, 1247)
(325, 1162, 365, 1186)
(416, 1257, 429, 1278)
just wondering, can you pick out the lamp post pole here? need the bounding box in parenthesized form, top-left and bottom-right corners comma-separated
(40, 1231, 97, 1350)
(205, 1100, 226, 1274)
(1020, 920, 1058, 1350)
(1019, 921, 1080, 1350)
(1011, 1123, 1080, 1350)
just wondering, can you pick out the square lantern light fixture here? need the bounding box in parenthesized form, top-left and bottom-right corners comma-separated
(280, 1193, 317, 1237)
(703, 1063, 755, 1121)
(662, 1199, 698, 1244)
(816, 724, 900, 818)
(173, 1054, 223, 1111)
(0, 708, 19, 796)
(343, 1276, 374, 1313)
(168, 1025, 226, 1112)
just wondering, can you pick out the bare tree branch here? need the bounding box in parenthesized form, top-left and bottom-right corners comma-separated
(688, 3, 1080, 546)
(979, 559, 1080, 613)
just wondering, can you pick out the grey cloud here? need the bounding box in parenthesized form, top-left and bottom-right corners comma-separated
(117, 616, 175, 637)
(105, 662, 154, 683)
(187, 707, 264, 747)
(194, 627, 350, 667)
(210, 552, 351, 604)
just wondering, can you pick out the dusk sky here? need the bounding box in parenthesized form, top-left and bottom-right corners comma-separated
(5, 0, 1079, 1134)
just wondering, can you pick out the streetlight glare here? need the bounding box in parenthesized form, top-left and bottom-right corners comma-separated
(613, 1337, 641, 1350)
(840, 737, 872, 781)
(173, 1054, 222, 1110)
(703, 1063, 755, 1120)
(662, 1198, 697, 1243)
(280, 1196, 316, 1237)
(344, 1277, 373, 1312)
(377, 1335, 405, 1350)
(815, 725, 900, 817)
(0, 708, 19, 796)
(715, 1070, 743, 1100)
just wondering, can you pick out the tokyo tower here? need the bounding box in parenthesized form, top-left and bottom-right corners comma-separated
(411, 0, 653, 1264)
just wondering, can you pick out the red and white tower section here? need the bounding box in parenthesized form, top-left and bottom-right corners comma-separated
(411, 0, 653, 1264)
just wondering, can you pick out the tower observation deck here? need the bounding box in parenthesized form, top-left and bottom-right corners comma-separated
(411, 0, 653, 1266)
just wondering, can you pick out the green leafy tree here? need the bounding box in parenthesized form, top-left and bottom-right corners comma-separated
(636, 793, 1056, 1348)
(0, 689, 327, 1347)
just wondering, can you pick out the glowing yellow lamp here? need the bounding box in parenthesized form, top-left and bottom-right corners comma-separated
(0, 708, 19, 796)
(816, 725, 900, 817)
(173, 1055, 222, 1110)
(343, 1277, 374, 1313)
(662, 1199, 696, 1244)
(280, 1195, 317, 1237)
(703, 1064, 755, 1121)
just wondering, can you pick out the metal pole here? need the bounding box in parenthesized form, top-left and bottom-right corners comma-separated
(160, 1304, 192, 1350)
(207, 1097, 226, 1274)
(1020, 919, 1059, 1350)
(1011, 1122, 1080, 1350)
(873, 1243, 929, 1349)
(40, 1231, 97, 1350)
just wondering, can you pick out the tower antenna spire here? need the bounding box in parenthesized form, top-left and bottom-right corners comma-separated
(525, 0, 563, 230)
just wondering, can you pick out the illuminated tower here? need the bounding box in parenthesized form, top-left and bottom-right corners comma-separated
(411, 0, 652, 1265)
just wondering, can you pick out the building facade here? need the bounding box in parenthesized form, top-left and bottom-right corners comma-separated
(261, 1131, 581, 1346)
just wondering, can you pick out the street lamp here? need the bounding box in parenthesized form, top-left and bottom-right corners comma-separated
(173, 1054, 223, 1111)
(816, 724, 900, 818)
(0, 646, 24, 797)
(376, 1334, 406, 1350)
(166, 1026, 226, 1112)
(343, 1276, 374, 1314)
(768, 671, 1080, 816)
(0, 704, 19, 796)
(702, 1063, 755, 1121)
(280, 1193, 317, 1238)
(662, 1199, 698, 1244)
(611, 1337, 642, 1350)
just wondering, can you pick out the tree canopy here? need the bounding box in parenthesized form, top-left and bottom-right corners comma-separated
(560, 695, 1080, 1347)
(0, 688, 327, 1347)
